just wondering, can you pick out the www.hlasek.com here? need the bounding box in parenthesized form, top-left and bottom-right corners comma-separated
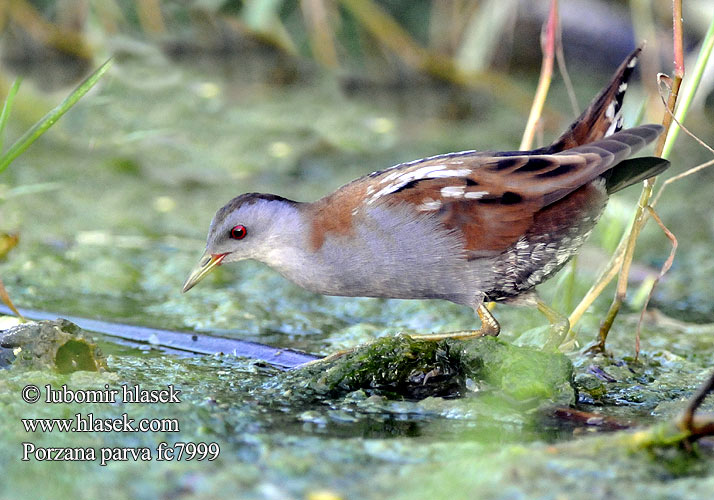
(20, 383, 220, 466)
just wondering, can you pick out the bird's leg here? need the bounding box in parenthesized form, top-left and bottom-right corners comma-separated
(301, 304, 501, 367)
(303, 305, 501, 367)
(534, 296, 570, 351)
(300, 348, 355, 367)
(409, 304, 500, 341)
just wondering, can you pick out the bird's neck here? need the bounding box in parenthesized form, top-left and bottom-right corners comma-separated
(257, 199, 351, 293)
(257, 200, 313, 264)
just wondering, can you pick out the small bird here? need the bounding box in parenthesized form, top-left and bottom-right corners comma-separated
(183, 47, 669, 348)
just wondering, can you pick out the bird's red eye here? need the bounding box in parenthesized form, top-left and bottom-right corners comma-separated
(230, 225, 247, 240)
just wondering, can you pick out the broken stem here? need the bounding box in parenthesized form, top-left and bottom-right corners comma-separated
(634, 207, 677, 360)
(0, 276, 25, 321)
(519, 0, 558, 150)
(580, 0, 685, 352)
(680, 369, 714, 439)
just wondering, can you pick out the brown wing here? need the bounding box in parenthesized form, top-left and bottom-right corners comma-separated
(370, 125, 662, 255)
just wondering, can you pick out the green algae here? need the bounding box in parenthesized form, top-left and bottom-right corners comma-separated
(1, 330, 711, 500)
(0, 319, 107, 373)
(383, 432, 714, 500)
(278, 334, 575, 405)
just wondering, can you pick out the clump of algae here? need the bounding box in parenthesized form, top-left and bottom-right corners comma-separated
(0, 319, 107, 373)
(283, 334, 575, 405)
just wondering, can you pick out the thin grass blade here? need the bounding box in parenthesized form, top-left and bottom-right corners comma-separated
(0, 59, 112, 175)
(0, 78, 23, 153)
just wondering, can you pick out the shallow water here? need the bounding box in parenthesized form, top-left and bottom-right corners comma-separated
(1, 45, 714, 499)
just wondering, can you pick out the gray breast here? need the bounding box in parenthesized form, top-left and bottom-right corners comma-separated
(298, 204, 492, 306)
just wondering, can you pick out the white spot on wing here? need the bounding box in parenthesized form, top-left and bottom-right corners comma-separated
(418, 198, 442, 211)
(464, 190, 488, 199)
(403, 165, 470, 181)
(441, 186, 466, 197)
(368, 166, 472, 203)
(605, 113, 623, 137)
(380, 170, 403, 184)
(618, 82, 628, 93)
(627, 56, 638, 68)
(433, 169, 471, 178)
(605, 102, 616, 120)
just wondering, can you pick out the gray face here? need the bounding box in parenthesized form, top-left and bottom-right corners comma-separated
(203, 205, 256, 263)
(203, 194, 300, 264)
(182, 194, 302, 293)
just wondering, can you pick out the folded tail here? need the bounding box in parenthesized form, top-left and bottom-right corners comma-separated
(546, 46, 642, 154)
(603, 156, 670, 194)
(550, 123, 669, 195)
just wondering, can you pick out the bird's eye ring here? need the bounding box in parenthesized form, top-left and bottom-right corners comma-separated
(230, 225, 247, 240)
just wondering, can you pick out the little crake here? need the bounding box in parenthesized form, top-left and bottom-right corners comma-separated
(183, 48, 669, 347)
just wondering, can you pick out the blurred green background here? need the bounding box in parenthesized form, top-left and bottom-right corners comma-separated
(1, 1, 714, 499)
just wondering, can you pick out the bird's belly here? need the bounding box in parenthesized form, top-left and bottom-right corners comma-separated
(299, 243, 480, 304)
(280, 207, 493, 306)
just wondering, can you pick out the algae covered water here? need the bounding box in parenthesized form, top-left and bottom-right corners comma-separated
(1, 28, 714, 500)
